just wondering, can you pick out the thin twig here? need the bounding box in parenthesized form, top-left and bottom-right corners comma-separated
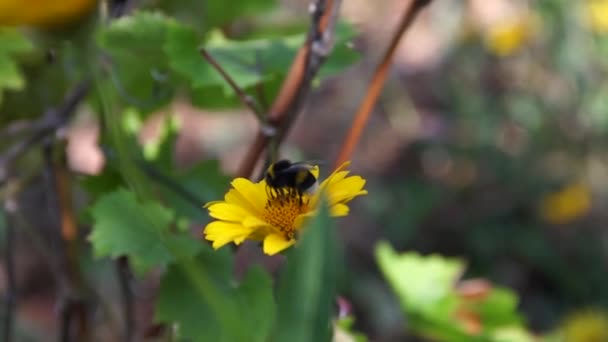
(0, 119, 41, 141)
(116, 257, 134, 342)
(2, 199, 17, 342)
(0, 81, 91, 183)
(334, 0, 432, 167)
(43, 144, 90, 342)
(199, 49, 265, 122)
(236, 0, 343, 178)
(134, 160, 206, 208)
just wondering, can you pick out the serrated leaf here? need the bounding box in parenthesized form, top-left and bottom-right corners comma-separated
(97, 11, 172, 66)
(89, 189, 174, 274)
(165, 22, 359, 107)
(274, 198, 338, 342)
(165, 25, 267, 94)
(96, 11, 175, 109)
(155, 246, 275, 342)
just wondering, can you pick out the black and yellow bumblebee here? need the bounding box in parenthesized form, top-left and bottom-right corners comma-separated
(265, 159, 320, 202)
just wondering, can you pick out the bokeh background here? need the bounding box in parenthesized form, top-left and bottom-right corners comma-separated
(1, 0, 608, 341)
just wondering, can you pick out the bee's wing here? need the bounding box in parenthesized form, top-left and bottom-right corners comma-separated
(288, 160, 325, 169)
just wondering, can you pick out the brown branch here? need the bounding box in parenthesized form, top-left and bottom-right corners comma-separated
(236, 0, 343, 178)
(199, 49, 265, 121)
(334, 0, 432, 168)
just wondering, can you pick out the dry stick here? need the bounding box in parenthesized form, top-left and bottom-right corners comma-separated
(199, 49, 265, 122)
(41, 145, 86, 342)
(236, 0, 342, 178)
(2, 199, 17, 342)
(0, 81, 91, 184)
(54, 153, 90, 342)
(334, 0, 432, 168)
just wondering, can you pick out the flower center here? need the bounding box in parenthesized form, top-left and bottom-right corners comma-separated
(262, 192, 308, 240)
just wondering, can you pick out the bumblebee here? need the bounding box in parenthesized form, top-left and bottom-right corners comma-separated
(265, 159, 319, 202)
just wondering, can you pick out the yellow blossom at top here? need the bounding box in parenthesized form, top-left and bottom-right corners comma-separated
(203, 161, 367, 255)
(586, 0, 608, 33)
(0, 0, 96, 27)
(540, 183, 592, 224)
(484, 14, 539, 57)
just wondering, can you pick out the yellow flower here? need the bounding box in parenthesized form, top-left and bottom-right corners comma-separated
(540, 183, 592, 224)
(484, 14, 539, 57)
(0, 0, 96, 27)
(559, 310, 608, 342)
(586, 0, 608, 33)
(203, 161, 367, 255)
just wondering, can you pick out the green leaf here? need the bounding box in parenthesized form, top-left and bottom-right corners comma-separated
(317, 21, 360, 78)
(155, 0, 277, 30)
(161, 159, 230, 222)
(96, 11, 175, 109)
(376, 242, 464, 317)
(0, 29, 33, 103)
(164, 23, 359, 108)
(165, 26, 270, 93)
(235, 266, 276, 342)
(474, 287, 523, 329)
(335, 316, 368, 342)
(89, 189, 175, 274)
(97, 11, 171, 66)
(0, 28, 34, 55)
(155, 247, 230, 342)
(137, 115, 229, 221)
(375, 243, 532, 341)
(155, 246, 275, 342)
(274, 198, 338, 342)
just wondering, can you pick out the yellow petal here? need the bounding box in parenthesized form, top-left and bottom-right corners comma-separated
(243, 215, 271, 228)
(312, 174, 366, 208)
(319, 162, 351, 187)
(224, 189, 258, 215)
(229, 178, 267, 213)
(326, 176, 367, 205)
(263, 234, 296, 255)
(319, 170, 350, 191)
(203, 221, 253, 249)
(330, 203, 350, 217)
(203, 200, 222, 208)
(207, 202, 252, 222)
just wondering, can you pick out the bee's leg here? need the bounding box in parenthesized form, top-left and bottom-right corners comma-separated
(265, 186, 272, 200)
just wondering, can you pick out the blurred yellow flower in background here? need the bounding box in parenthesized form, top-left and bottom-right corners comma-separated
(540, 183, 592, 224)
(559, 310, 608, 342)
(484, 14, 539, 57)
(586, 0, 608, 33)
(203, 161, 367, 255)
(0, 0, 96, 27)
